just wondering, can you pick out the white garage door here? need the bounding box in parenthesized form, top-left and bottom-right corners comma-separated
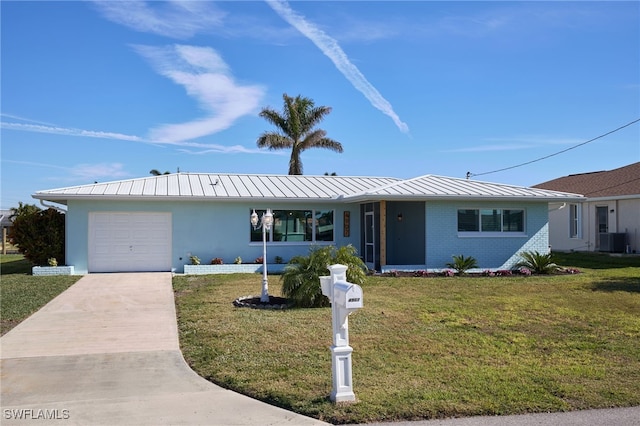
(88, 212, 172, 273)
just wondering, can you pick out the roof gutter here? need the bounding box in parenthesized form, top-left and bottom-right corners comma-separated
(583, 194, 640, 202)
(32, 194, 340, 205)
(340, 194, 586, 203)
(39, 199, 67, 213)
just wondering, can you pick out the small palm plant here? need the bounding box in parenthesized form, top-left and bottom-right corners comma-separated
(515, 251, 559, 274)
(281, 245, 366, 308)
(445, 254, 478, 275)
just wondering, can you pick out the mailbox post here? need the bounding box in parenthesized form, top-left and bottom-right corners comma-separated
(320, 264, 363, 403)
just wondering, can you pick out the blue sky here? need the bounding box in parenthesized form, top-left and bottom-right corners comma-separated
(2, 1, 639, 210)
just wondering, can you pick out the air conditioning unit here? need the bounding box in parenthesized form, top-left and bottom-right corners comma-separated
(599, 233, 626, 253)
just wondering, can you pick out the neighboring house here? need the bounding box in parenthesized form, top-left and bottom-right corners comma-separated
(534, 162, 640, 254)
(0, 210, 14, 230)
(1, 209, 15, 254)
(32, 173, 583, 274)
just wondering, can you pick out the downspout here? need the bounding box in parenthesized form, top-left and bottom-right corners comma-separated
(548, 202, 566, 212)
(39, 199, 67, 213)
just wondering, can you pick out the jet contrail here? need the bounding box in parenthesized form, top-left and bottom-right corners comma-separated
(266, 0, 409, 134)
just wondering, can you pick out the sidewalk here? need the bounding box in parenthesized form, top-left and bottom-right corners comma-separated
(0, 273, 328, 425)
(352, 406, 640, 426)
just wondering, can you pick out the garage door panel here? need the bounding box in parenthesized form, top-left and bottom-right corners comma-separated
(113, 230, 132, 240)
(94, 245, 111, 255)
(113, 244, 132, 254)
(89, 212, 172, 273)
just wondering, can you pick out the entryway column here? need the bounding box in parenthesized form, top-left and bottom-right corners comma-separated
(380, 201, 387, 268)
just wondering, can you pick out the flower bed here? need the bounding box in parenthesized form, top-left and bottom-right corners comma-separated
(379, 267, 580, 278)
(183, 264, 286, 275)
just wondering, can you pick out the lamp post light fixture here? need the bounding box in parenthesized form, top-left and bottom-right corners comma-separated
(251, 208, 273, 303)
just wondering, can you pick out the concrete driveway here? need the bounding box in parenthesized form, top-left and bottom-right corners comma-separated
(0, 273, 328, 425)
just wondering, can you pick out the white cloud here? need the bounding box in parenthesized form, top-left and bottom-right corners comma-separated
(71, 163, 130, 180)
(485, 136, 584, 146)
(0, 122, 144, 142)
(444, 136, 584, 153)
(177, 144, 282, 156)
(92, 0, 225, 39)
(2, 159, 70, 172)
(265, 0, 409, 134)
(2, 159, 131, 182)
(133, 44, 265, 143)
(0, 114, 57, 126)
(1, 118, 278, 154)
(445, 144, 536, 153)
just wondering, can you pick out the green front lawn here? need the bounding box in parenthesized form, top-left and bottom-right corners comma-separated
(174, 253, 640, 424)
(2, 252, 638, 423)
(1, 254, 81, 335)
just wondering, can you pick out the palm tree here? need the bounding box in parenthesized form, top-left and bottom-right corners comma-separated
(257, 94, 343, 175)
(150, 169, 171, 176)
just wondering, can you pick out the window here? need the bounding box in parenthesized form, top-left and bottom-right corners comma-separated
(315, 210, 334, 241)
(457, 209, 524, 234)
(569, 204, 581, 238)
(503, 210, 524, 232)
(250, 209, 334, 242)
(457, 210, 479, 231)
(481, 209, 501, 232)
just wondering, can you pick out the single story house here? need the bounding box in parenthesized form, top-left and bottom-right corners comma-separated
(534, 162, 640, 254)
(32, 173, 583, 274)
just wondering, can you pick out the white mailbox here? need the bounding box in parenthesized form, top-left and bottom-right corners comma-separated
(334, 282, 363, 310)
(324, 264, 364, 403)
(320, 276, 332, 299)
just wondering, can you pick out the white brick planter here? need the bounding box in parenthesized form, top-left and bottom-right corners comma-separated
(183, 264, 286, 275)
(32, 266, 75, 276)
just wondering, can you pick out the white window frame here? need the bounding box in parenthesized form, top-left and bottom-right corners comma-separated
(569, 204, 582, 239)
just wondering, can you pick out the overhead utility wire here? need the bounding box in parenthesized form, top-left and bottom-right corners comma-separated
(466, 118, 640, 179)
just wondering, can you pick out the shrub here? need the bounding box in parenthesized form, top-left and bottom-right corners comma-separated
(516, 251, 560, 274)
(211, 258, 223, 265)
(234, 257, 242, 264)
(189, 255, 201, 265)
(255, 256, 264, 264)
(8, 203, 65, 266)
(445, 254, 478, 275)
(281, 245, 366, 308)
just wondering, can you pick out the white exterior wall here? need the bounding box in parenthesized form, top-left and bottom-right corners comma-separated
(65, 200, 360, 274)
(425, 201, 550, 270)
(547, 197, 640, 253)
(617, 198, 640, 253)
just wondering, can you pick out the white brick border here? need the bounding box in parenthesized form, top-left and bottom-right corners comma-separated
(32, 266, 75, 276)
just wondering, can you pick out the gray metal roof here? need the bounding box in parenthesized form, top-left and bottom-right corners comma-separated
(341, 174, 585, 202)
(32, 173, 584, 205)
(32, 173, 400, 204)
